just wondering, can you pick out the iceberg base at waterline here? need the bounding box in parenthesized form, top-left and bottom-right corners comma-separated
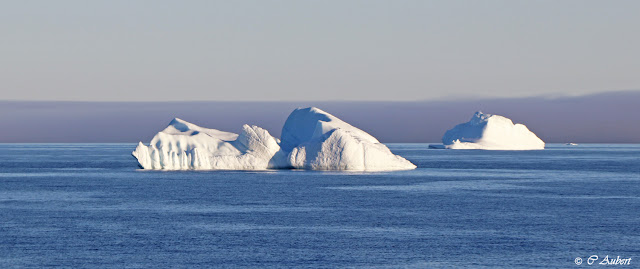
(132, 107, 416, 171)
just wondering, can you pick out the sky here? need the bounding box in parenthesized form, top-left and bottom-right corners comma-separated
(1, 0, 639, 101)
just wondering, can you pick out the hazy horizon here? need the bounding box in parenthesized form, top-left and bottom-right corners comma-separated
(2, 90, 639, 143)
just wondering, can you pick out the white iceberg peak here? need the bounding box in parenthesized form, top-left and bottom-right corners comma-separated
(441, 111, 545, 150)
(280, 107, 379, 151)
(469, 111, 491, 124)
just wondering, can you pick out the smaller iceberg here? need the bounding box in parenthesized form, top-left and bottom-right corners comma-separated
(439, 111, 545, 150)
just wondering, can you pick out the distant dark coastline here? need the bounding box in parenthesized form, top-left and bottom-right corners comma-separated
(1, 90, 639, 143)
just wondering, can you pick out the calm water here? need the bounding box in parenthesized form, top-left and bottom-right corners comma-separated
(0, 144, 638, 268)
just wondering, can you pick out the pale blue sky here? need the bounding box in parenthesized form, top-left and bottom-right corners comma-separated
(1, 0, 639, 101)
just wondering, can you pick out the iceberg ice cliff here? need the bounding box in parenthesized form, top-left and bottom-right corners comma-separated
(132, 108, 416, 171)
(440, 112, 545, 150)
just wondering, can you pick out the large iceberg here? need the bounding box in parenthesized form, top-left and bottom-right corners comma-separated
(282, 107, 416, 171)
(440, 111, 545, 150)
(132, 107, 416, 171)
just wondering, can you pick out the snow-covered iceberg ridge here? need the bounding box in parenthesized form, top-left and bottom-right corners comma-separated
(439, 111, 545, 150)
(132, 107, 416, 171)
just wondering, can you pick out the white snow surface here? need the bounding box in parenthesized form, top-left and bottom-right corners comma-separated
(132, 108, 416, 171)
(441, 112, 545, 150)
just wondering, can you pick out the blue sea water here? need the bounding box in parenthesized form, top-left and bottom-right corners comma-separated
(0, 143, 638, 268)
